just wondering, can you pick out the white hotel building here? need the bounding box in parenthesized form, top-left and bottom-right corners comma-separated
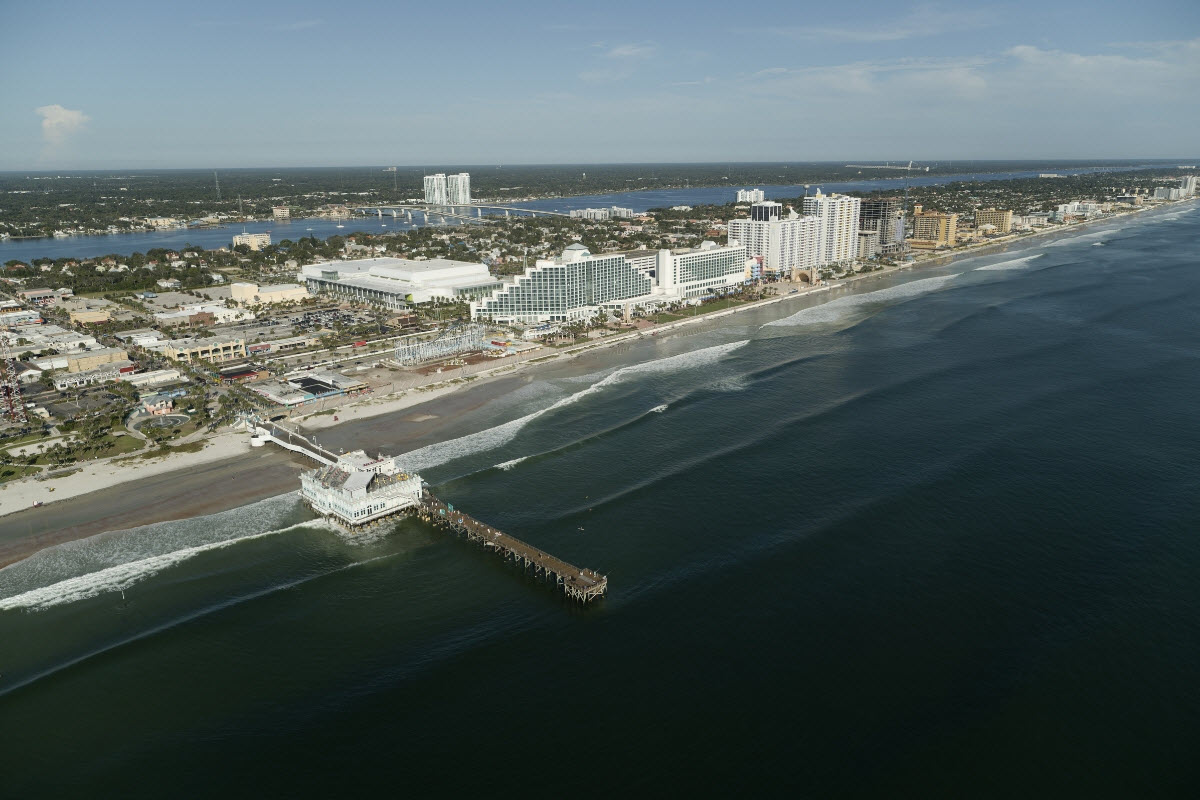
(737, 188, 766, 203)
(471, 241, 748, 325)
(301, 257, 503, 310)
(727, 202, 821, 275)
(802, 191, 861, 266)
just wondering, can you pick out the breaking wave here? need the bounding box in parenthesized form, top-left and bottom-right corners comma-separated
(650, 404, 669, 413)
(765, 274, 961, 327)
(495, 456, 529, 471)
(0, 518, 339, 613)
(976, 254, 1045, 271)
(393, 340, 748, 472)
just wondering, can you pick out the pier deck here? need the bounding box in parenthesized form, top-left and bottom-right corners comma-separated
(418, 491, 607, 604)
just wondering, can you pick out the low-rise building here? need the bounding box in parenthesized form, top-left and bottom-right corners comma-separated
(230, 282, 310, 306)
(272, 206, 291, 220)
(301, 257, 503, 310)
(65, 347, 129, 373)
(299, 452, 424, 527)
(232, 232, 271, 251)
(159, 336, 247, 364)
(17, 289, 57, 307)
(68, 307, 113, 324)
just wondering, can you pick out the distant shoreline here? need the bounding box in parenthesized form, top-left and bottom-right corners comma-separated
(0, 198, 1193, 568)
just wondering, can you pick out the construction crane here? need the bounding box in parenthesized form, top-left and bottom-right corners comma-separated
(1, 338, 29, 424)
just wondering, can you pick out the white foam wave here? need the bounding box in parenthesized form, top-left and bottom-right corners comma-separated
(0, 493, 304, 601)
(650, 404, 669, 413)
(976, 254, 1044, 271)
(394, 340, 749, 471)
(495, 456, 528, 471)
(1092, 241, 1105, 246)
(0, 520, 336, 612)
(765, 274, 961, 327)
(1046, 230, 1109, 247)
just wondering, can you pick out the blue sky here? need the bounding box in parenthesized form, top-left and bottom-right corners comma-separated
(1, 0, 1197, 168)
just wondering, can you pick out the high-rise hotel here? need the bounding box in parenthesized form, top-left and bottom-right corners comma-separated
(471, 241, 747, 325)
(802, 190, 861, 265)
(727, 202, 820, 275)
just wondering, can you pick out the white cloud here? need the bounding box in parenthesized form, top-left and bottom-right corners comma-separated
(771, 3, 992, 43)
(606, 42, 655, 59)
(276, 19, 323, 31)
(35, 104, 89, 146)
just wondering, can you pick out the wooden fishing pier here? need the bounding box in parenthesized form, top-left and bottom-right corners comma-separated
(250, 418, 607, 605)
(418, 490, 608, 604)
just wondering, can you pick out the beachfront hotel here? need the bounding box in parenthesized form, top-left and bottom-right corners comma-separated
(471, 241, 748, 324)
(911, 211, 958, 247)
(974, 208, 1013, 234)
(727, 202, 821, 275)
(802, 191, 862, 266)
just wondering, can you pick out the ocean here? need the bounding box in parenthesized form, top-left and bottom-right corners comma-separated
(2, 203, 1199, 796)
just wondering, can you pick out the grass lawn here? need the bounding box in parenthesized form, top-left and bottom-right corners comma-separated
(0, 464, 42, 484)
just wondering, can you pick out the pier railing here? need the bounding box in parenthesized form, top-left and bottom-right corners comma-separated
(418, 491, 607, 604)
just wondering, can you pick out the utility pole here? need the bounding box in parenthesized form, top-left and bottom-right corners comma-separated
(214, 171, 221, 201)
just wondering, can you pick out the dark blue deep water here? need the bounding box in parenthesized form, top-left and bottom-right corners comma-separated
(2, 204, 1199, 796)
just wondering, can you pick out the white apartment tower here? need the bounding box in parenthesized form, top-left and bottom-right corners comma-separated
(802, 190, 862, 265)
(726, 202, 820, 275)
(447, 173, 472, 205)
(423, 173, 448, 206)
(737, 188, 766, 203)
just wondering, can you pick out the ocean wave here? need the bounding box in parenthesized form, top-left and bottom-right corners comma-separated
(650, 404, 669, 413)
(495, 456, 529, 471)
(976, 254, 1045, 271)
(765, 274, 961, 327)
(394, 340, 749, 472)
(0, 519, 338, 613)
(1046, 230, 1111, 247)
(0, 493, 304, 600)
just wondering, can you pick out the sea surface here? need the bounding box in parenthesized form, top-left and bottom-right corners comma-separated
(2, 203, 1199, 795)
(0, 164, 1157, 264)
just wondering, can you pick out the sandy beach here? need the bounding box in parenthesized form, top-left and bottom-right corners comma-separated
(0, 201, 1184, 568)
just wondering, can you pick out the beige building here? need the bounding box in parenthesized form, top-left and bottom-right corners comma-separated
(974, 208, 1013, 234)
(272, 206, 291, 220)
(231, 282, 310, 306)
(68, 308, 113, 324)
(67, 347, 129, 373)
(232, 232, 271, 251)
(162, 336, 247, 364)
(912, 211, 958, 246)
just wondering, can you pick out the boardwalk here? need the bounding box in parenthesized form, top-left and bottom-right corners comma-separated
(418, 491, 607, 604)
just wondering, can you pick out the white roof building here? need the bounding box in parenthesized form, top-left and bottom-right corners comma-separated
(300, 257, 503, 310)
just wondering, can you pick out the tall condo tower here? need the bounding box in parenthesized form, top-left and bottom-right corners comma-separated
(447, 173, 471, 205)
(423, 173, 448, 206)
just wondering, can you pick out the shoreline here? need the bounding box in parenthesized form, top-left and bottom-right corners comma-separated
(0, 199, 1191, 566)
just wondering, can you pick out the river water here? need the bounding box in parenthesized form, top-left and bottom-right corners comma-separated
(2, 202, 1198, 795)
(0, 164, 1157, 264)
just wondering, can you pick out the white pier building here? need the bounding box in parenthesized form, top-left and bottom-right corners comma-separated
(298, 450, 424, 527)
